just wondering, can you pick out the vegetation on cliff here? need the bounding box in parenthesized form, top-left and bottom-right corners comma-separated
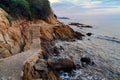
(0, 0, 51, 20)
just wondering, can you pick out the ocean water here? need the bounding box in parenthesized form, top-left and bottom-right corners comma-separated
(56, 18, 120, 80)
(59, 18, 120, 38)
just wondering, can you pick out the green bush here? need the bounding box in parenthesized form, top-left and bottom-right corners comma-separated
(12, 0, 31, 18)
(0, 0, 51, 20)
(30, 0, 51, 19)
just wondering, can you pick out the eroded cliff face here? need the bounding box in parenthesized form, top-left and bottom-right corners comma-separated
(22, 20, 84, 80)
(0, 8, 32, 58)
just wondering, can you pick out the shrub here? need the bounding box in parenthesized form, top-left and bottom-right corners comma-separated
(12, 0, 31, 19)
(0, 0, 51, 20)
(30, 0, 51, 19)
(0, 0, 31, 19)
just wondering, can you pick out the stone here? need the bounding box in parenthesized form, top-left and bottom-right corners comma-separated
(81, 57, 91, 65)
(53, 46, 60, 55)
(80, 57, 94, 67)
(48, 58, 76, 71)
(86, 33, 93, 36)
(34, 59, 48, 72)
(69, 22, 92, 28)
(81, 25, 93, 28)
(69, 22, 83, 27)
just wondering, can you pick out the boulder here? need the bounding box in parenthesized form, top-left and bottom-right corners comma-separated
(86, 33, 93, 36)
(69, 22, 83, 27)
(33, 59, 48, 72)
(48, 58, 76, 71)
(33, 59, 49, 80)
(81, 57, 95, 67)
(22, 53, 62, 80)
(81, 25, 93, 28)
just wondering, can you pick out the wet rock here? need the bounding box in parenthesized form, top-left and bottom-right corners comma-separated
(81, 57, 91, 64)
(69, 22, 92, 28)
(86, 33, 93, 36)
(48, 58, 76, 71)
(53, 46, 60, 55)
(69, 22, 83, 27)
(80, 57, 94, 67)
(59, 46, 64, 51)
(81, 25, 93, 28)
(88, 38, 90, 40)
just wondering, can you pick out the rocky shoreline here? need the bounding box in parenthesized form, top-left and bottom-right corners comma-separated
(0, 5, 120, 80)
(22, 20, 84, 80)
(0, 7, 85, 80)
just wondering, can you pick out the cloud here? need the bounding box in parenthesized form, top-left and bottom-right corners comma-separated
(51, 0, 120, 18)
(77, 7, 120, 16)
(49, 0, 60, 3)
(81, 1, 102, 8)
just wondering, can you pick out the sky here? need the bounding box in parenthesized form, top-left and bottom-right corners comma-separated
(49, 0, 120, 19)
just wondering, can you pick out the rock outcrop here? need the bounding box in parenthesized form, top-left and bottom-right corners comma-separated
(48, 58, 76, 71)
(69, 22, 93, 28)
(40, 22, 84, 57)
(0, 4, 84, 80)
(0, 8, 32, 58)
(22, 21, 84, 80)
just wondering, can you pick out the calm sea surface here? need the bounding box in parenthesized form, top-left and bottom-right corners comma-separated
(60, 18, 120, 39)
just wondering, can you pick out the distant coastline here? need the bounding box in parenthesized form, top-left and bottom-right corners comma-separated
(57, 17, 70, 19)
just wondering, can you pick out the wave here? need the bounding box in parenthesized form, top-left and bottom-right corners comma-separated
(93, 35, 120, 43)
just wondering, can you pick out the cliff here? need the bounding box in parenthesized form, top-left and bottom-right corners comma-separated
(0, 0, 84, 80)
(0, 8, 32, 58)
(0, 2, 58, 58)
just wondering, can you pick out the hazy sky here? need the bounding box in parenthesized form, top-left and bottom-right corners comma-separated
(49, 0, 120, 19)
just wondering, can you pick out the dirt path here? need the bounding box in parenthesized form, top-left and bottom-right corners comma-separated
(0, 39, 41, 80)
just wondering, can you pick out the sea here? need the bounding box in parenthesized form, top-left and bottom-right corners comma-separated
(55, 18, 120, 80)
